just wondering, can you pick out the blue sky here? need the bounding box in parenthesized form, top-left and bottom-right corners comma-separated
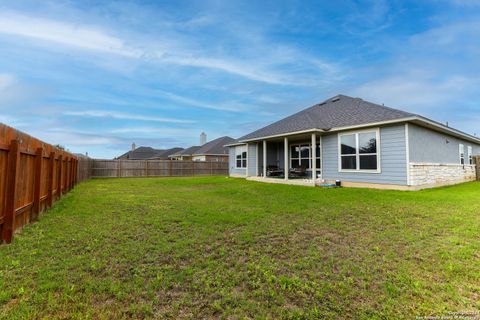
(0, 0, 479, 158)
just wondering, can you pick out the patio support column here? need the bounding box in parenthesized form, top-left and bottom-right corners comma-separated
(255, 143, 259, 176)
(263, 140, 267, 178)
(246, 143, 249, 177)
(311, 133, 316, 182)
(284, 137, 288, 180)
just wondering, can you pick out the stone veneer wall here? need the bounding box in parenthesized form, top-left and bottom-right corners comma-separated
(409, 163, 477, 187)
(475, 156, 480, 180)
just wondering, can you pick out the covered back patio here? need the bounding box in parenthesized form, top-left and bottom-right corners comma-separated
(247, 132, 321, 184)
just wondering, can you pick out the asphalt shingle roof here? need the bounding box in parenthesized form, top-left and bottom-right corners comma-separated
(239, 95, 415, 141)
(117, 147, 184, 160)
(170, 145, 201, 156)
(194, 136, 236, 155)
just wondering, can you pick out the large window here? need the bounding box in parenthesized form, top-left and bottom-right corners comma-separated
(290, 142, 321, 170)
(339, 130, 379, 172)
(459, 144, 465, 165)
(467, 146, 472, 165)
(235, 146, 247, 168)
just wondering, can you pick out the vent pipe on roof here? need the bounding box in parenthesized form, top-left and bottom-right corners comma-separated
(200, 132, 207, 145)
(132, 142, 136, 151)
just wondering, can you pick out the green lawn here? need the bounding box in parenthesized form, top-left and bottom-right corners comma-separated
(1, 177, 479, 319)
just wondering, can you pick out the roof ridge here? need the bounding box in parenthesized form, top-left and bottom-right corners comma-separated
(356, 97, 417, 117)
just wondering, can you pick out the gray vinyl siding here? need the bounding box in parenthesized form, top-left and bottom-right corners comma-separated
(228, 146, 246, 176)
(247, 143, 257, 176)
(322, 124, 408, 185)
(408, 124, 480, 164)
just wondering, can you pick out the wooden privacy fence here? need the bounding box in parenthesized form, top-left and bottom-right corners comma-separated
(77, 156, 94, 182)
(0, 123, 79, 244)
(91, 159, 228, 178)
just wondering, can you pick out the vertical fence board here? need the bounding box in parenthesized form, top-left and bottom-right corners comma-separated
(47, 152, 55, 208)
(32, 147, 43, 221)
(2, 140, 20, 243)
(57, 155, 63, 199)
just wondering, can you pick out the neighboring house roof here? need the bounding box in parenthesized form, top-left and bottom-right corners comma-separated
(117, 147, 184, 160)
(150, 147, 184, 159)
(193, 136, 236, 155)
(238, 94, 480, 144)
(169, 145, 201, 157)
(73, 153, 89, 159)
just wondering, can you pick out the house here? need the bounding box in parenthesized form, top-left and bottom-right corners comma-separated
(191, 136, 235, 162)
(169, 146, 201, 161)
(116, 144, 184, 160)
(226, 95, 480, 190)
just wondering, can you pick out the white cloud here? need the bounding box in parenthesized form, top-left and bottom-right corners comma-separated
(0, 73, 17, 91)
(27, 128, 120, 146)
(448, 0, 480, 6)
(0, 11, 339, 86)
(160, 55, 290, 85)
(0, 12, 140, 57)
(352, 74, 472, 111)
(63, 110, 195, 124)
(155, 89, 244, 112)
(410, 20, 480, 48)
(110, 126, 196, 136)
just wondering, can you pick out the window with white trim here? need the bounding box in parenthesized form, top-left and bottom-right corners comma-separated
(235, 145, 247, 168)
(289, 142, 321, 170)
(339, 130, 379, 171)
(459, 144, 465, 165)
(467, 146, 473, 165)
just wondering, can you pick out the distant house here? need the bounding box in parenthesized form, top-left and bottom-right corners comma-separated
(116, 144, 184, 160)
(227, 95, 480, 190)
(169, 146, 201, 161)
(191, 136, 235, 162)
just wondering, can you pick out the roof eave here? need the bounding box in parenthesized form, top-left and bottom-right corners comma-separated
(224, 142, 246, 147)
(238, 116, 480, 144)
(238, 117, 417, 142)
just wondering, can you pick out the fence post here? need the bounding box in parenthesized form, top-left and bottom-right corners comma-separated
(145, 160, 148, 177)
(211, 161, 214, 175)
(47, 151, 55, 208)
(57, 154, 63, 199)
(73, 159, 77, 185)
(69, 158, 73, 190)
(32, 147, 43, 221)
(68, 157, 72, 191)
(117, 160, 121, 177)
(2, 140, 20, 244)
(192, 161, 195, 176)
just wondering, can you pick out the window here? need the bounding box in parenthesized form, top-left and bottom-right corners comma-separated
(467, 146, 473, 165)
(290, 144, 310, 169)
(290, 142, 321, 170)
(339, 129, 379, 172)
(459, 144, 465, 165)
(235, 146, 247, 168)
